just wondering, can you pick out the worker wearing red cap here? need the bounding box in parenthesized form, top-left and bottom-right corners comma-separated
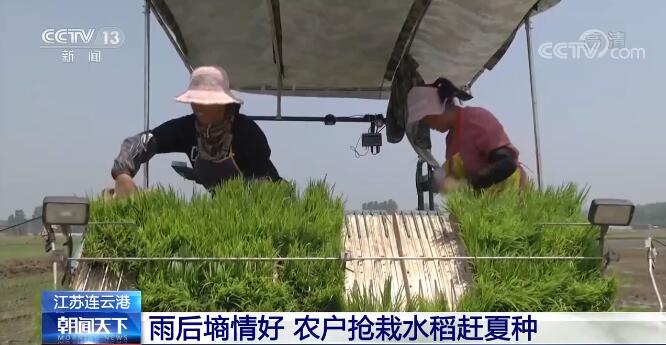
(407, 78, 526, 194)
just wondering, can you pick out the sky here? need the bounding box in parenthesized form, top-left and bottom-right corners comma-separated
(1, 0, 664, 217)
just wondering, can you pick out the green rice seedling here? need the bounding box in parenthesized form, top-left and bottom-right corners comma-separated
(447, 183, 617, 311)
(344, 278, 450, 312)
(344, 278, 401, 312)
(84, 177, 615, 312)
(85, 178, 345, 312)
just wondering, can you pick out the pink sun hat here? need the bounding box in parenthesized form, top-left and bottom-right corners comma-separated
(175, 66, 243, 105)
(407, 86, 445, 124)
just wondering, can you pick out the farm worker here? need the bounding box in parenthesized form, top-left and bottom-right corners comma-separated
(407, 78, 526, 194)
(110, 65, 281, 198)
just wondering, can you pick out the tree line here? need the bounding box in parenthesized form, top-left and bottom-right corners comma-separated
(362, 199, 399, 213)
(632, 202, 666, 227)
(1, 206, 43, 235)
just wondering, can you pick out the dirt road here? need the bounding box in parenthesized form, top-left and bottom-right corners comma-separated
(606, 231, 666, 310)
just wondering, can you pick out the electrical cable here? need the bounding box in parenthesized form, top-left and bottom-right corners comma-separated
(0, 216, 41, 232)
(350, 134, 368, 158)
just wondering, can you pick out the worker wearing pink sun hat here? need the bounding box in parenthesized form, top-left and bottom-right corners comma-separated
(109, 66, 281, 198)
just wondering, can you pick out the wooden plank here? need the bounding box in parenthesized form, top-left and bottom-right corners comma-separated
(361, 214, 376, 297)
(403, 212, 431, 299)
(420, 213, 448, 302)
(384, 214, 404, 307)
(353, 213, 370, 295)
(439, 214, 472, 303)
(369, 214, 391, 304)
(405, 213, 430, 301)
(346, 213, 365, 295)
(357, 212, 377, 297)
(394, 213, 418, 302)
(428, 213, 449, 301)
(411, 212, 436, 300)
(343, 216, 356, 294)
(382, 214, 406, 307)
(439, 215, 464, 284)
(72, 263, 118, 291)
(426, 213, 456, 308)
(73, 264, 91, 291)
(417, 213, 439, 299)
(439, 214, 462, 308)
(368, 213, 389, 301)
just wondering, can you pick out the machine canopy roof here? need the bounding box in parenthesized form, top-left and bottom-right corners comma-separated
(151, 0, 559, 100)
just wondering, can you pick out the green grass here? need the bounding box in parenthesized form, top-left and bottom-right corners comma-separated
(0, 236, 46, 260)
(446, 182, 617, 311)
(85, 179, 345, 312)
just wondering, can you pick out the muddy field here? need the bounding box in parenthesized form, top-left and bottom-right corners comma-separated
(0, 236, 53, 345)
(1, 230, 665, 344)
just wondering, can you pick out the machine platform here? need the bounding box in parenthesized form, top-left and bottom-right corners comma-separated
(71, 211, 472, 310)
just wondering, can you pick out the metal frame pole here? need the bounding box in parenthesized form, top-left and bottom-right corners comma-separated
(51, 241, 57, 289)
(599, 225, 609, 270)
(646, 237, 664, 312)
(265, 0, 283, 119)
(525, 13, 543, 189)
(142, 0, 151, 189)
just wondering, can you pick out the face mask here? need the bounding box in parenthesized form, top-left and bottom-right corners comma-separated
(195, 117, 233, 161)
